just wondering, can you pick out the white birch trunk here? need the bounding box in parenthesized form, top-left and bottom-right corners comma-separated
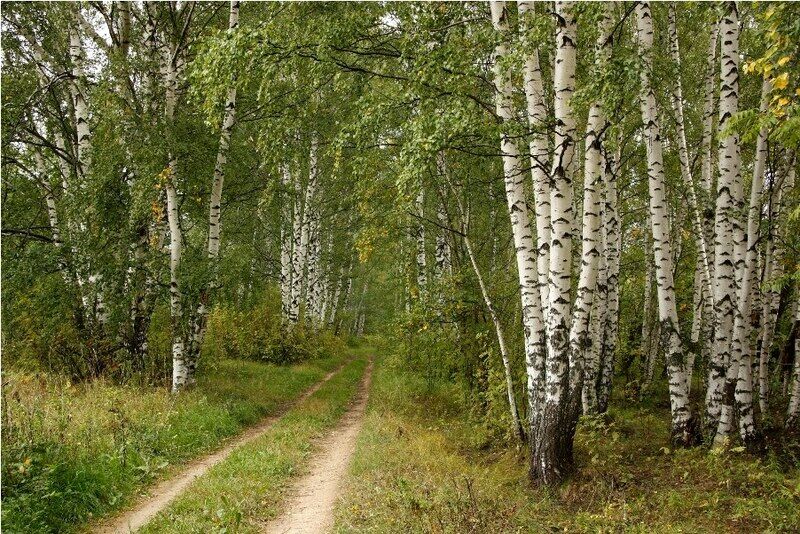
(518, 0, 551, 318)
(636, 1, 692, 443)
(414, 187, 427, 299)
(490, 1, 547, 469)
(280, 164, 293, 323)
(434, 156, 452, 282)
(166, 172, 187, 392)
(289, 168, 304, 324)
(707, 2, 741, 437)
(719, 79, 770, 445)
(583, 215, 606, 415)
(567, 6, 611, 404)
(69, 5, 92, 180)
(191, 0, 240, 356)
(759, 162, 795, 411)
(597, 143, 622, 413)
(700, 18, 720, 196)
(668, 3, 713, 299)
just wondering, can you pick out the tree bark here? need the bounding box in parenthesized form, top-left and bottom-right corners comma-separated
(707, 1, 742, 440)
(489, 0, 549, 482)
(720, 79, 770, 446)
(538, 0, 578, 485)
(636, 1, 692, 445)
(518, 0, 551, 319)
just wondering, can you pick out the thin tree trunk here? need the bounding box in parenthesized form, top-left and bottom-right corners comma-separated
(289, 165, 304, 324)
(280, 164, 293, 323)
(450, 177, 525, 443)
(299, 138, 319, 315)
(787, 298, 800, 428)
(668, 3, 713, 301)
(759, 163, 795, 411)
(414, 187, 427, 299)
(636, 1, 692, 445)
(190, 0, 240, 360)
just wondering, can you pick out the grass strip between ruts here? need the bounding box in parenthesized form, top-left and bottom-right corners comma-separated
(137, 353, 369, 533)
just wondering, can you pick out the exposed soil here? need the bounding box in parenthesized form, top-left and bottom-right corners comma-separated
(263, 358, 373, 534)
(93, 361, 351, 534)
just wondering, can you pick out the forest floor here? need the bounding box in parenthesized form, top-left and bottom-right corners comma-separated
(333, 351, 800, 533)
(5, 348, 799, 533)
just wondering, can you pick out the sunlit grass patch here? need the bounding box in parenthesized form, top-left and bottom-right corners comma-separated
(1, 354, 347, 533)
(334, 353, 800, 533)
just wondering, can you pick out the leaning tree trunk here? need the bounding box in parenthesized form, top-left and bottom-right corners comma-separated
(489, 0, 548, 482)
(707, 1, 742, 440)
(445, 160, 525, 443)
(668, 2, 715, 398)
(668, 2, 713, 303)
(759, 163, 795, 412)
(635, 1, 692, 445)
(568, 4, 611, 419)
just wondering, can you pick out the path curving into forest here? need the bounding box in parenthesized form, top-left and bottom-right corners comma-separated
(263, 358, 373, 534)
(94, 361, 352, 534)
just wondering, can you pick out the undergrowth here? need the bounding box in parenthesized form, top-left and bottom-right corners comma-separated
(1, 353, 346, 533)
(334, 351, 800, 533)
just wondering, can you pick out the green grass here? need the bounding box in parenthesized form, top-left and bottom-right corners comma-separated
(138, 352, 370, 533)
(1, 353, 347, 533)
(333, 353, 800, 533)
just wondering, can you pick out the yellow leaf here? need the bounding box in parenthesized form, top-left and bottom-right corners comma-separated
(777, 97, 790, 107)
(777, 56, 791, 67)
(773, 72, 789, 90)
(795, 88, 800, 97)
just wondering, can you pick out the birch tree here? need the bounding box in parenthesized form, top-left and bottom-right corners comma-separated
(635, 1, 693, 444)
(518, 0, 551, 317)
(489, 0, 548, 481)
(706, 1, 742, 438)
(567, 4, 611, 415)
